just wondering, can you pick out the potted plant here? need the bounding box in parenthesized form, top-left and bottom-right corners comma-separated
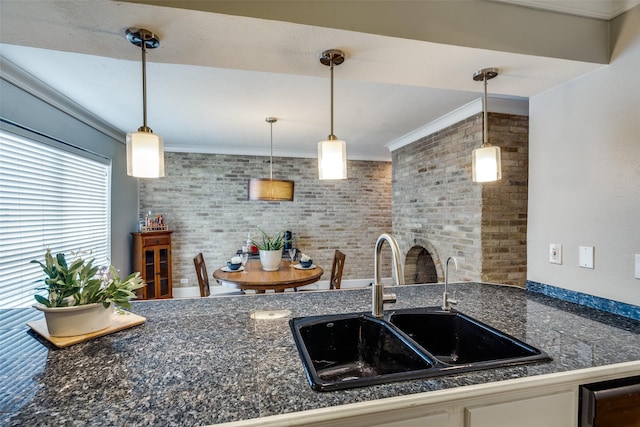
(252, 228, 290, 271)
(31, 249, 144, 337)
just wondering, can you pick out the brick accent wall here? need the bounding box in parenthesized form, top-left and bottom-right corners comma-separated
(139, 153, 392, 287)
(392, 112, 529, 287)
(480, 114, 529, 285)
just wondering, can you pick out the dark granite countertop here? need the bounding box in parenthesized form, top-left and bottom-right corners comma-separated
(2, 283, 640, 426)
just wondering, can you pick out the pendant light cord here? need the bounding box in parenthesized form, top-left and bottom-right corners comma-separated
(269, 120, 273, 180)
(482, 74, 488, 147)
(140, 38, 149, 132)
(265, 117, 277, 181)
(330, 61, 334, 139)
(319, 49, 344, 142)
(473, 68, 498, 148)
(127, 28, 159, 134)
(138, 35, 153, 132)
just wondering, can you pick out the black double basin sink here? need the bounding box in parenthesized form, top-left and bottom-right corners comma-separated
(290, 307, 551, 391)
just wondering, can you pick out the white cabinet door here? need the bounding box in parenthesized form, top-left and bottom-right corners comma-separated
(465, 391, 576, 427)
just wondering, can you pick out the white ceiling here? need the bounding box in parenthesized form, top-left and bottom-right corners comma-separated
(0, 0, 636, 161)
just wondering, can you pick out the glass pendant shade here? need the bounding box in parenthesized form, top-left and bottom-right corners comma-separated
(248, 178, 295, 201)
(318, 138, 347, 180)
(126, 131, 165, 178)
(471, 67, 502, 183)
(472, 145, 501, 183)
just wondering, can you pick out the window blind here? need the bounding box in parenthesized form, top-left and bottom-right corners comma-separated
(0, 129, 111, 308)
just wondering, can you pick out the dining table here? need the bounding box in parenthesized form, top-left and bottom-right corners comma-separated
(212, 259, 324, 293)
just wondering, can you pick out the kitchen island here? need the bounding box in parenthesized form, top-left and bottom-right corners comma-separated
(1, 283, 639, 426)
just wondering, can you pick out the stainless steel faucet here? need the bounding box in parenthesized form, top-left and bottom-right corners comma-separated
(372, 233, 404, 318)
(442, 256, 458, 311)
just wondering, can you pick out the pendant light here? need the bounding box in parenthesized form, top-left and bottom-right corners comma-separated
(472, 68, 501, 183)
(318, 49, 347, 180)
(125, 28, 164, 178)
(248, 117, 295, 201)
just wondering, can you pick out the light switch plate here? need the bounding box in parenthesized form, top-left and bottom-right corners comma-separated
(549, 244, 562, 264)
(579, 246, 594, 269)
(635, 254, 640, 279)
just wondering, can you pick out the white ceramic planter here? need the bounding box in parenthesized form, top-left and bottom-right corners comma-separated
(34, 303, 114, 337)
(259, 249, 282, 271)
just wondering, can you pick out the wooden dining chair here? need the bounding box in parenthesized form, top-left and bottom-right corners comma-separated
(330, 250, 346, 290)
(193, 253, 211, 297)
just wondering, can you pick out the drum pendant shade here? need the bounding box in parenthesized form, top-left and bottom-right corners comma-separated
(248, 117, 294, 201)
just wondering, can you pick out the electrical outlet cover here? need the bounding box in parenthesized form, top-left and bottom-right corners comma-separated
(549, 244, 562, 264)
(635, 254, 640, 279)
(579, 246, 594, 269)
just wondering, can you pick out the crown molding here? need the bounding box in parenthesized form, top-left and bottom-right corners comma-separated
(0, 56, 124, 143)
(385, 96, 528, 153)
(165, 145, 391, 162)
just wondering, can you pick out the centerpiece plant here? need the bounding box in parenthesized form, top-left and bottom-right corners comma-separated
(251, 228, 290, 251)
(251, 228, 291, 271)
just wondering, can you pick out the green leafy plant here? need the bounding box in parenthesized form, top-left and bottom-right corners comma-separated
(251, 228, 290, 251)
(32, 249, 144, 309)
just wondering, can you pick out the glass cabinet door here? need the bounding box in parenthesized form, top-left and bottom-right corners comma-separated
(144, 248, 156, 299)
(157, 247, 171, 297)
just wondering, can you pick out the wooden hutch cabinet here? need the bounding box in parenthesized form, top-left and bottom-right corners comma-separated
(131, 231, 173, 299)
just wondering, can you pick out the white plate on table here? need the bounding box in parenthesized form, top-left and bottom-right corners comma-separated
(292, 264, 316, 270)
(221, 266, 244, 272)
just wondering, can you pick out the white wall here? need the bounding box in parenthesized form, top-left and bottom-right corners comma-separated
(527, 6, 640, 305)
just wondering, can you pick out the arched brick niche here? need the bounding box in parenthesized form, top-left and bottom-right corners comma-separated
(404, 244, 440, 284)
(392, 112, 529, 287)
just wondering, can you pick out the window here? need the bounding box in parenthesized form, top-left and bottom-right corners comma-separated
(0, 127, 111, 308)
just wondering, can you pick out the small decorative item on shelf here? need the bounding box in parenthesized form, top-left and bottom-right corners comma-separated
(300, 253, 313, 268)
(141, 211, 168, 232)
(227, 256, 242, 271)
(31, 249, 144, 337)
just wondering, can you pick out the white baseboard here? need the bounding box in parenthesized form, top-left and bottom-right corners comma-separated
(172, 284, 244, 298)
(175, 278, 395, 296)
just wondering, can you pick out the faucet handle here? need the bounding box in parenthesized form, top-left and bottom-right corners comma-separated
(449, 290, 458, 306)
(383, 291, 397, 304)
(442, 291, 458, 311)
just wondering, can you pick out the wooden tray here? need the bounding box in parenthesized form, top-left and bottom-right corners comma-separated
(28, 310, 146, 348)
